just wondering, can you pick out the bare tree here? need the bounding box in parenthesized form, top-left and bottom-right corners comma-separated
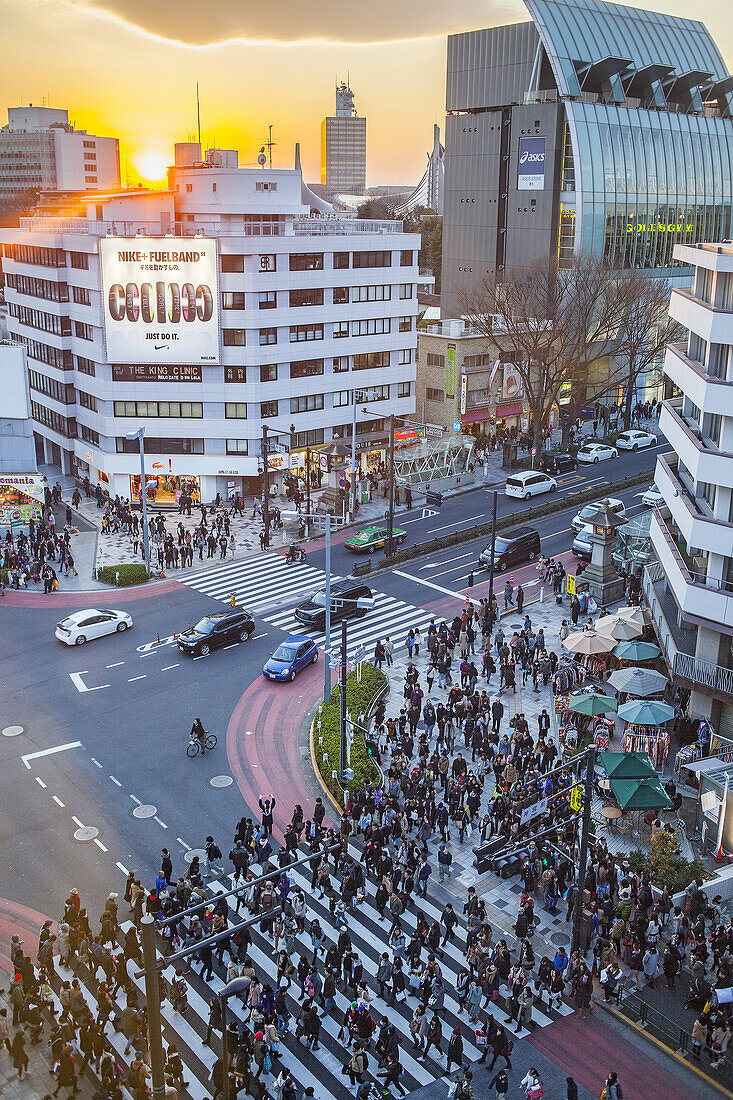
(461, 255, 630, 457)
(615, 271, 682, 429)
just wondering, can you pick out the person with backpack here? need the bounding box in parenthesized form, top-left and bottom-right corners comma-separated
(603, 1072, 623, 1100)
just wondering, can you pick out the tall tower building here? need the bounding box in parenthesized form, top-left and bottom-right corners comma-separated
(321, 82, 366, 200)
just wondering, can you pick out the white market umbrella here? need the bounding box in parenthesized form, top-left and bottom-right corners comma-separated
(607, 666, 669, 697)
(617, 605, 653, 628)
(562, 630, 618, 656)
(595, 614, 642, 641)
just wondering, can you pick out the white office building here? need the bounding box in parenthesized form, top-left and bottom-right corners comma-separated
(1, 147, 418, 505)
(0, 105, 120, 200)
(646, 241, 733, 736)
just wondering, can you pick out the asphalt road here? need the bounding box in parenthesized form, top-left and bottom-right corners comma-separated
(306, 441, 660, 576)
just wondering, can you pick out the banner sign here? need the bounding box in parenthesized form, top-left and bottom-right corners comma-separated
(518, 136, 546, 191)
(446, 343, 456, 398)
(100, 238, 220, 365)
(112, 363, 203, 382)
(460, 373, 467, 415)
(0, 474, 45, 527)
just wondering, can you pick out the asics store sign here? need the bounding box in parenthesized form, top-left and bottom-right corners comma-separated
(100, 238, 220, 365)
(518, 137, 546, 191)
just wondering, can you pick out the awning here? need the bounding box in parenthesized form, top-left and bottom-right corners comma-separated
(496, 403, 523, 418)
(461, 407, 493, 425)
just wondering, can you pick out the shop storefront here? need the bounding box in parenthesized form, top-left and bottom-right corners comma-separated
(130, 473, 200, 507)
(495, 402, 524, 432)
(0, 474, 45, 530)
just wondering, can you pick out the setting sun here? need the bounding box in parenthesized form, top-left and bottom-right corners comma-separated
(131, 149, 170, 184)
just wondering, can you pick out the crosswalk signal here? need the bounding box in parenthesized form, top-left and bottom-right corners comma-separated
(426, 490, 443, 507)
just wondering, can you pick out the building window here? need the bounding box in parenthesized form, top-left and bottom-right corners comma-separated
(10, 303, 70, 336)
(226, 439, 249, 454)
(426, 387, 444, 401)
(17, 336, 72, 370)
(222, 292, 246, 309)
(221, 254, 245, 273)
(6, 273, 69, 302)
(399, 316, 412, 332)
(69, 252, 89, 270)
(352, 285, 391, 303)
(30, 400, 76, 438)
(28, 370, 75, 404)
(224, 366, 247, 383)
(333, 252, 350, 269)
(78, 390, 98, 412)
(255, 181, 277, 192)
(289, 253, 324, 271)
(290, 324, 323, 342)
(6, 244, 65, 267)
(116, 436, 203, 454)
(225, 402, 248, 419)
(398, 283, 413, 299)
(398, 349, 412, 365)
(292, 428, 324, 448)
(223, 329, 246, 346)
(290, 359, 324, 379)
(353, 351, 390, 371)
(427, 352, 445, 367)
(79, 424, 99, 445)
(333, 287, 349, 305)
(333, 321, 349, 339)
(261, 400, 278, 418)
(74, 320, 93, 341)
(333, 356, 349, 373)
(353, 251, 390, 269)
(290, 394, 324, 413)
(397, 381, 411, 398)
(400, 249, 414, 267)
(259, 291, 277, 309)
(76, 356, 95, 376)
(260, 364, 277, 382)
(352, 318, 389, 336)
(333, 390, 350, 408)
(371, 384, 390, 400)
(72, 285, 91, 306)
(259, 327, 277, 345)
(289, 288, 324, 308)
(463, 353, 493, 368)
(113, 401, 203, 418)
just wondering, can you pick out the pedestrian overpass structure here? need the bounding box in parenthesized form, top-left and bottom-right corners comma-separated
(394, 432, 474, 484)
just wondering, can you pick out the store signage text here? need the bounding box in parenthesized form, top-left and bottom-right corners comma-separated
(112, 363, 203, 382)
(626, 221, 694, 233)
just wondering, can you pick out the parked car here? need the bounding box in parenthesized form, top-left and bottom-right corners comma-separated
(294, 579, 374, 631)
(177, 607, 255, 656)
(56, 608, 133, 646)
(504, 471, 557, 500)
(616, 429, 656, 451)
(642, 483, 664, 507)
(479, 526, 541, 571)
(343, 525, 407, 553)
(571, 497, 625, 533)
(539, 452, 577, 475)
(576, 442, 618, 464)
(263, 635, 318, 681)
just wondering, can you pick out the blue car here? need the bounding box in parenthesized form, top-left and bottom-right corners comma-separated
(263, 635, 318, 681)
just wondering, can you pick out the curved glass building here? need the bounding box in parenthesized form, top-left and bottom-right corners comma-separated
(443, 0, 733, 313)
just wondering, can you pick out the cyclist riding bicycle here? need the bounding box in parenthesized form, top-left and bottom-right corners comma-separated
(286, 543, 302, 564)
(190, 717, 207, 755)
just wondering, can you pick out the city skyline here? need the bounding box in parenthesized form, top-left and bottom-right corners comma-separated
(1, 0, 733, 189)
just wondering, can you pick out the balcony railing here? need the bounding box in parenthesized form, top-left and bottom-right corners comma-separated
(17, 215, 404, 238)
(673, 651, 733, 700)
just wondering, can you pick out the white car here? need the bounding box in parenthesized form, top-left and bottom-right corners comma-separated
(616, 429, 656, 451)
(504, 470, 557, 500)
(571, 497, 625, 533)
(642, 483, 664, 507)
(576, 442, 618, 464)
(56, 608, 133, 646)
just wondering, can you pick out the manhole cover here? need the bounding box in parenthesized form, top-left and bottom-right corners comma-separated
(550, 932, 571, 946)
(133, 804, 156, 819)
(74, 826, 99, 842)
(183, 848, 206, 864)
(2, 725, 23, 737)
(210, 775, 233, 788)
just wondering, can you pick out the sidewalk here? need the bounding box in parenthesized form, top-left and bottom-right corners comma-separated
(0, 987, 95, 1100)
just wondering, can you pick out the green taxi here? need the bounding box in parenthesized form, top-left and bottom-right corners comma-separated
(343, 524, 407, 553)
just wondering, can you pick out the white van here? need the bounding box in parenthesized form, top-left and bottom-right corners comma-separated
(504, 470, 557, 500)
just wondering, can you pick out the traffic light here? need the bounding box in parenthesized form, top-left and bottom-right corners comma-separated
(426, 490, 443, 507)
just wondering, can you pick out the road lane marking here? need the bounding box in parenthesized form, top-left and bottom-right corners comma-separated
(393, 570, 466, 600)
(69, 671, 110, 693)
(176, 837, 191, 851)
(94, 839, 108, 852)
(252, 633, 267, 640)
(428, 513, 484, 533)
(71, 816, 84, 828)
(154, 817, 168, 829)
(193, 654, 207, 660)
(420, 553, 474, 569)
(116, 862, 129, 875)
(106, 662, 125, 668)
(35, 776, 47, 789)
(223, 643, 239, 650)
(52, 796, 65, 807)
(128, 675, 147, 683)
(136, 635, 176, 653)
(91, 757, 102, 767)
(161, 664, 179, 671)
(110, 775, 122, 787)
(21, 741, 82, 769)
(130, 794, 141, 805)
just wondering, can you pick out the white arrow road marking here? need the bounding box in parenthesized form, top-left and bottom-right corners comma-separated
(69, 671, 110, 693)
(393, 570, 467, 600)
(420, 552, 474, 569)
(21, 741, 82, 769)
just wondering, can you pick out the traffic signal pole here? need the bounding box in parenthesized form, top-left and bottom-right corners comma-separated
(261, 425, 270, 550)
(386, 413, 395, 557)
(488, 488, 498, 611)
(571, 746, 596, 954)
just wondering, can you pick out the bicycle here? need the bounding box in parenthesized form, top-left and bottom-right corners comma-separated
(187, 732, 217, 757)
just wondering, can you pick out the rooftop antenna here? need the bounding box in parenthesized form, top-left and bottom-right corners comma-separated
(265, 124, 276, 169)
(196, 82, 201, 147)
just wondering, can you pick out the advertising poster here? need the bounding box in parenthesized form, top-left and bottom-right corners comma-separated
(518, 136, 546, 191)
(100, 238, 220, 365)
(0, 475, 45, 528)
(446, 343, 456, 398)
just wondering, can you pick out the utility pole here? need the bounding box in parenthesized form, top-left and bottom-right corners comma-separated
(324, 514, 332, 697)
(339, 616, 348, 781)
(385, 412, 395, 556)
(305, 445, 311, 533)
(140, 916, 166, 1100)
(261, 425, 270, 550)
(487, 488, 498, 611)
(571, 747, 596, 955)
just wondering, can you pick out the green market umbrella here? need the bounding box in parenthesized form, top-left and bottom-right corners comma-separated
(568, 693, 618, 717)
(613, 640, 661, 662)
(610, 776, 673, 811)
(599, 750, 656, 779)
(617, 698, 675, 725)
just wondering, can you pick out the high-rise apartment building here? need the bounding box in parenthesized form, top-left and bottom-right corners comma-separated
(1, 152, 418, 504)
(645, 242, 733, 737)
(441, 0, 733, 314)
(0, 106, 120, 201)
(321, 83, 367, 200)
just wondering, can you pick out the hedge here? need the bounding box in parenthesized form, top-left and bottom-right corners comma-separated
(376, 469, 651, 568)
(96, 563, 150, 587)
(313, 664, 385, 805)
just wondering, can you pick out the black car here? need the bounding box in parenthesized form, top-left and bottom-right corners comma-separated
(478, 526, 541, 571)
(294, 579, 374, 630)
(540, 451, 577, 475)
(177, 607, 255, 656)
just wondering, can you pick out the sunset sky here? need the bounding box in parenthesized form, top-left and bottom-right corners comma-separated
(3, 0, 733, 189)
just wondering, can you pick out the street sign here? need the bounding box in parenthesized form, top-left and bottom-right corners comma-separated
(452, 420, 461, 433)
(268, 440, 290, 455)
(532, 447, 537, 457)
(570, 785, 583, 812)
(566, 574, 576, 596)
(319, 454, 328, 471)
(520, 797, 548, 825)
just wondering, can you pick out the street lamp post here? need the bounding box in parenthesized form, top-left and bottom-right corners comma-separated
(487, 489, 498, 614)
(571, 746, 597, 955)
(126, 428, 150, 574)
(283, 508, 335, 697)
(349, 389, 379, 522)
(385, 412, 396, 556)
(140, 915, 166, 1100)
